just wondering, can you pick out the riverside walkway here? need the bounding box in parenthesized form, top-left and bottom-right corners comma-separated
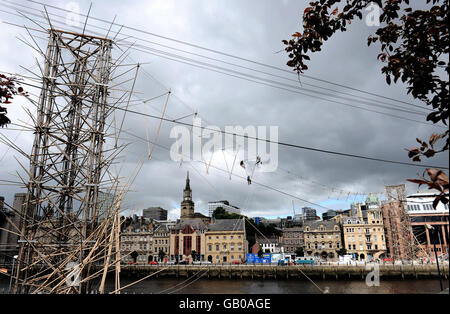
(112, 263, 449, 280)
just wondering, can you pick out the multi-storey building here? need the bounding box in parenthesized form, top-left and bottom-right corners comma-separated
(322, 209, 351, 221)
(152, 223, 170, 262)
(303, 220, 342, 260)
(256, 236, 282, 253)
(343, 196, 387, 261)
(208, 200, 241, 217)
(0, 193, 26, 265)
(143, 207, 168, 221)
(120, 216, 154, 264)
(169, 218, 207, 262)
(406, 191, 449, 257)
(301, 207, 320, 222)
(205, 219, 246, 263)
(280, 227, 303, 255)
(97, 191, 116, 222)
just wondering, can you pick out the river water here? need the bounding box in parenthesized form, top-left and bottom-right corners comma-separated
(101, 277, 449, 294)
(1, 277, 448, 294)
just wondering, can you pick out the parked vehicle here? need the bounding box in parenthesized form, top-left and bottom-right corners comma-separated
(166, 260, 175, 265)
(179, 260, 189, 265)
(192, 261, 202, 265)
(294, 257, 315, 265)
(149, 261, 158, 265)
(232, 261, 242, 264)
(278, 260, 288, 266)
(201, 261, 212, 265)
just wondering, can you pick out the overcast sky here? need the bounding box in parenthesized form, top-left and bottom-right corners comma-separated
(0, 0, 448, 220)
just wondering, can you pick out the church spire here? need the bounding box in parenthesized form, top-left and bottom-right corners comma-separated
(181, 171, 194, 219)
(185, 171, 191, 191)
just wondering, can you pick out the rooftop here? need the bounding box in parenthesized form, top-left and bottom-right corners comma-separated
(208, 219, 244, 232)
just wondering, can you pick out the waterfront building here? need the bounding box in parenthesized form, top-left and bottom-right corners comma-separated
(280, 227, 304, 255)
(208, 200, 241, 217)
(342, 196, 387, 261)
(143, 207, 168, 221)
(120, 216, 154, 264)
(205, 219, 247, 263)
(256, 236, 281, 253)
(169, 218, 207, 262)
(152, 223, 170, 262)
(406, 191, 449, 257)
(303, 220, 342, 260)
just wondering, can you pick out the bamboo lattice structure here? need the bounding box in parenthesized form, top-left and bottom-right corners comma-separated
(0, 9, 145, 294)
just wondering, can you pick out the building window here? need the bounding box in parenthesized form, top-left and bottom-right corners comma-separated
(208, 245, 212, 251)
(216, 245, 219, 251)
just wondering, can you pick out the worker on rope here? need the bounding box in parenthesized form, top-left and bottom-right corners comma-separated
(247, 176, 252, 185)
(255, 156, 262, 166)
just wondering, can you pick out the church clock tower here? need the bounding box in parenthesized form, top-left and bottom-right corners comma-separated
(180, 171, 195, 219)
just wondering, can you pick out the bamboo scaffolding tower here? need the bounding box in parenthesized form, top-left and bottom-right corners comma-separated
(0, 9, 144, 294)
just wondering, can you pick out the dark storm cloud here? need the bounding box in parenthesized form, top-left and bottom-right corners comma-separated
(0, 0, 447, 220)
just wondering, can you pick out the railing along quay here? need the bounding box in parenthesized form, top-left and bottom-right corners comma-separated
(95, 263, 449, 280)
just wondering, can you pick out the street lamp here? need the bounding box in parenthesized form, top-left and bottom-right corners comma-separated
(425, 224, 443, 292)
(8, 255, 18, 293)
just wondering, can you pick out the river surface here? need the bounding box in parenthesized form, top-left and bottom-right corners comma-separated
(1, 277, 448, 294)
(101, 276, 450, 294)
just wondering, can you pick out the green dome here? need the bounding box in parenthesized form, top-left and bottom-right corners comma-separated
(366, 194, 379, 204)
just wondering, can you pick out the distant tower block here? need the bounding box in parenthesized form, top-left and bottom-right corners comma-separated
(15, 29, 114, 293)
(181, 171, 195, 219)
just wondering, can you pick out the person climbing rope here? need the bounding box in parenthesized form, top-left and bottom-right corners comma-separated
(255, 156, 262, 166)
(247, 176, 252, 185)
